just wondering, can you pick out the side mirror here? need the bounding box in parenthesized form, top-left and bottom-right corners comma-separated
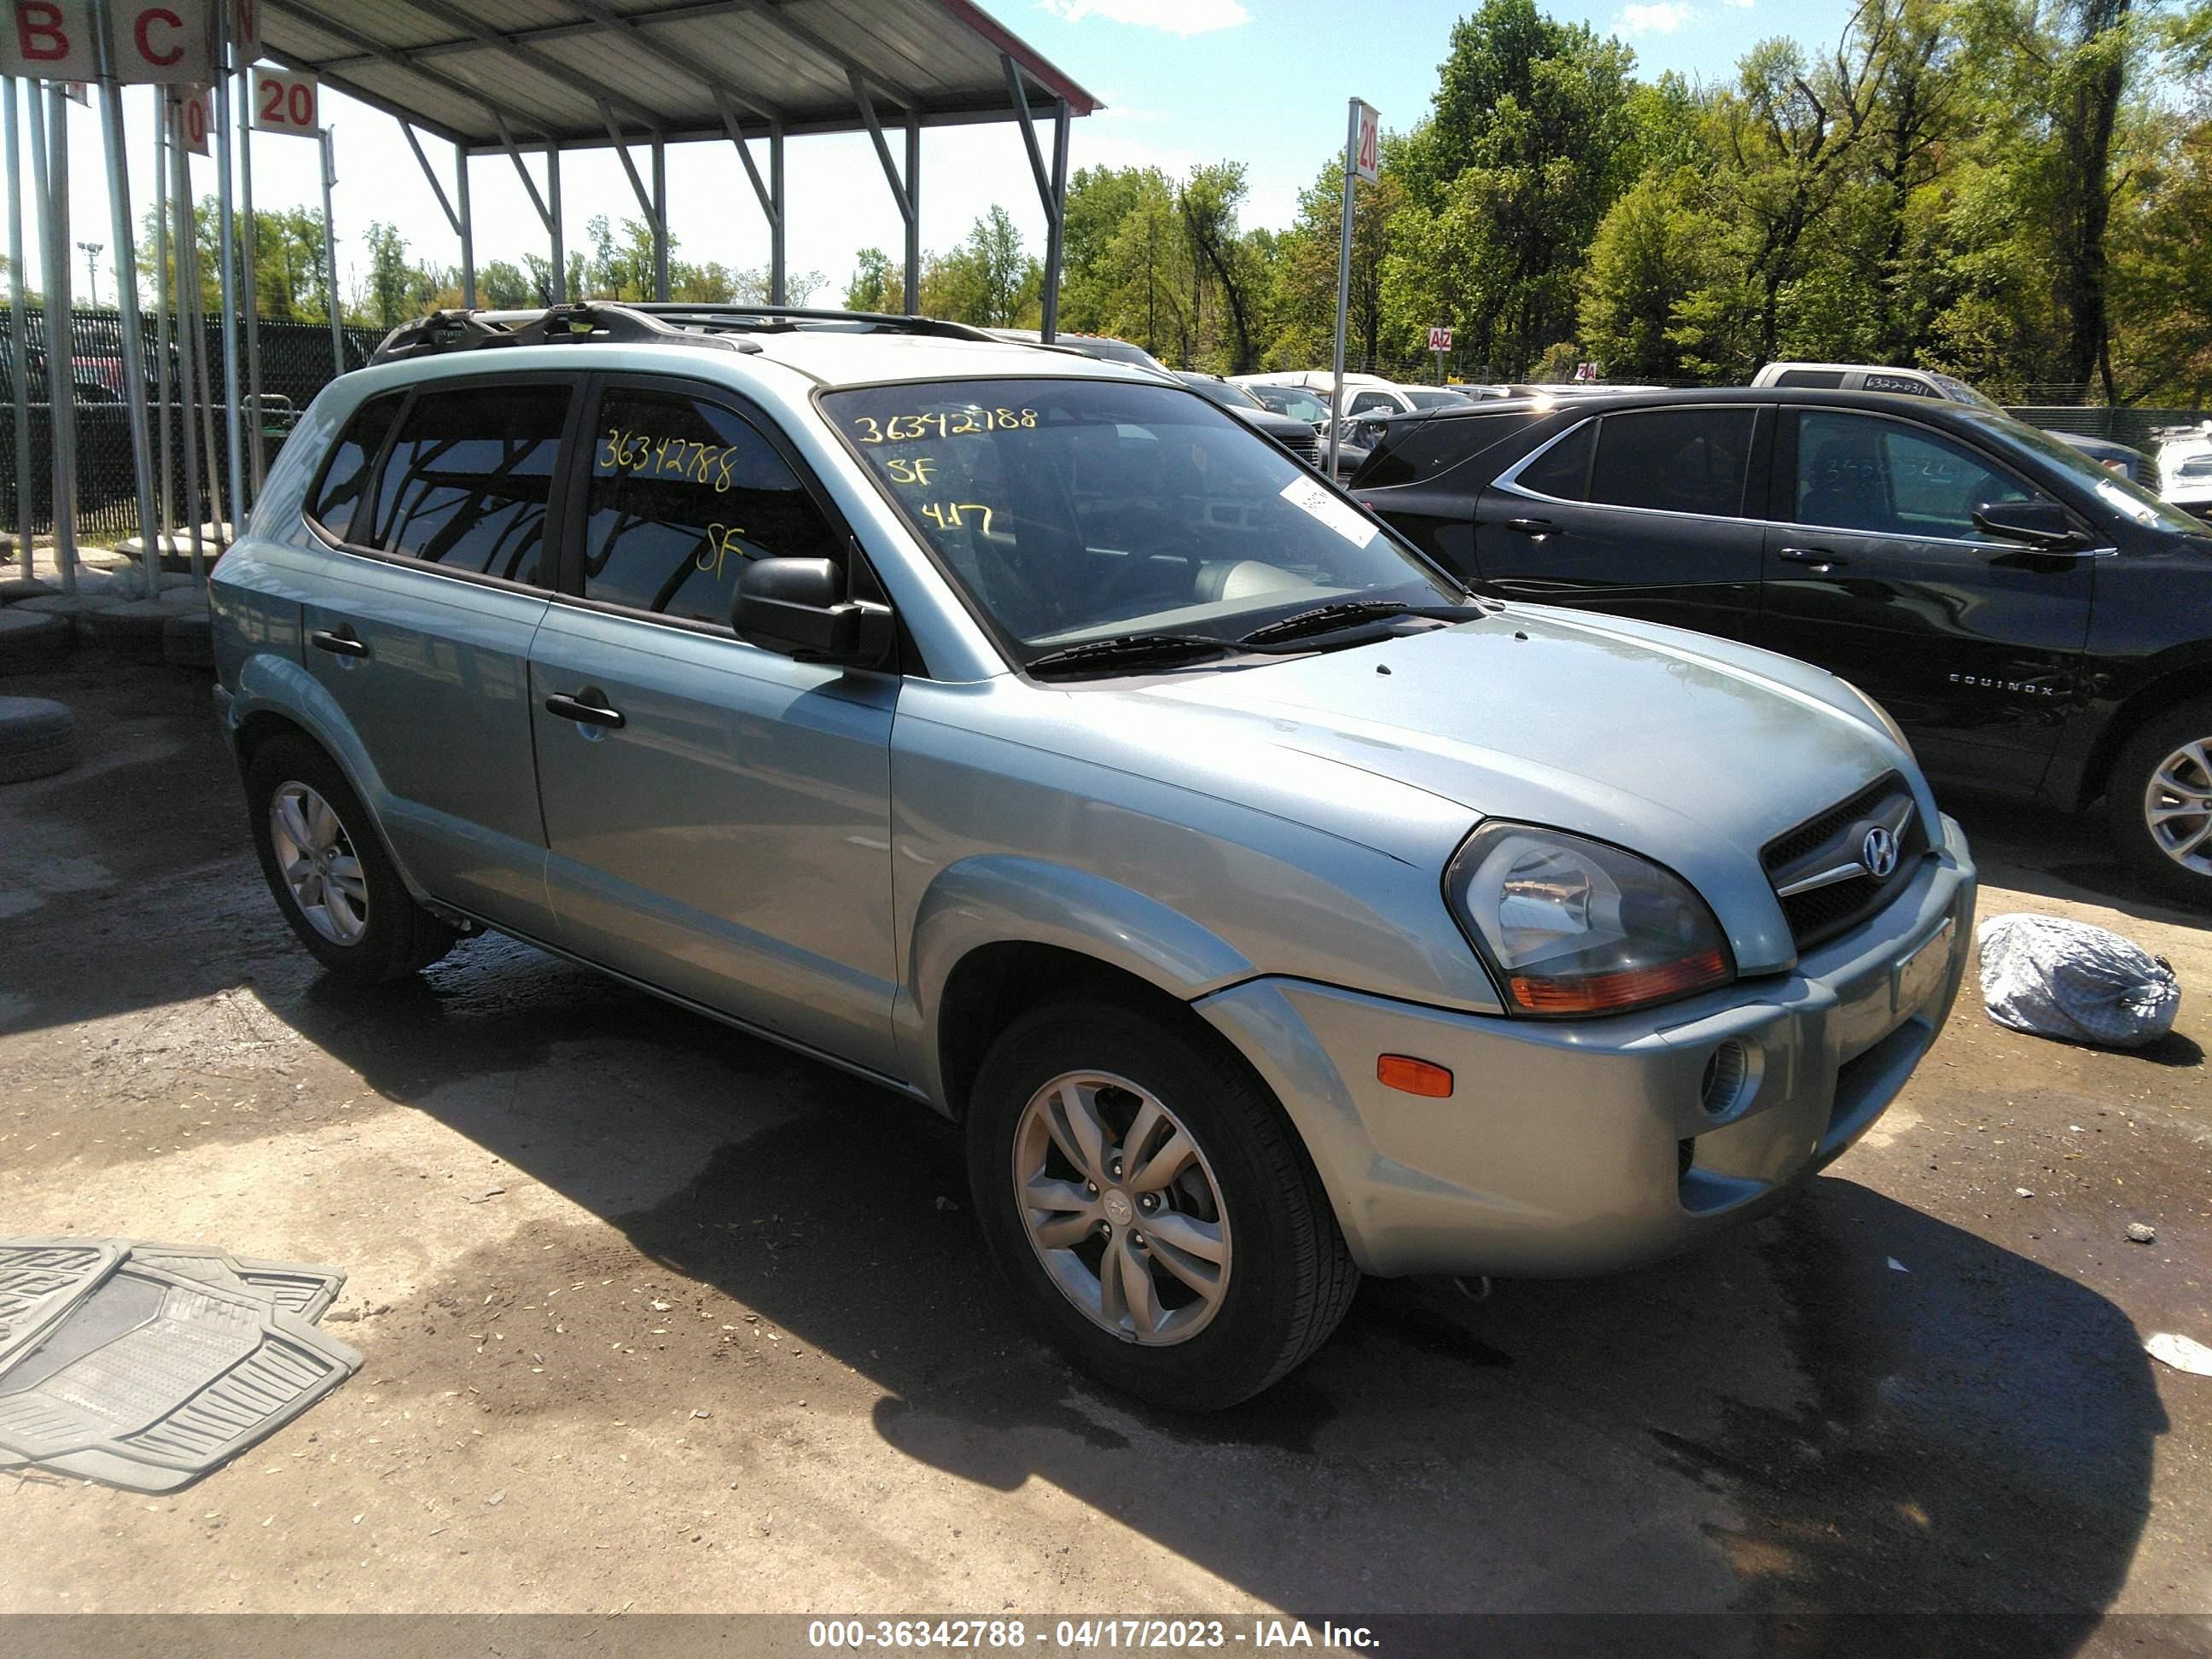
(1971, 498, 2086, 550)
(732, 556, 894, 666)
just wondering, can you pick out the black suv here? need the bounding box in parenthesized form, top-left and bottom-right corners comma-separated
(1347, 387, 2212, 903)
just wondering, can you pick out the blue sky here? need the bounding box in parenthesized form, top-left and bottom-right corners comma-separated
(20, 0, 1860, 312)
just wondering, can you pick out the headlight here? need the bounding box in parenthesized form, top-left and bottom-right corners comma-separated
(1446, 824, 1733, 1016)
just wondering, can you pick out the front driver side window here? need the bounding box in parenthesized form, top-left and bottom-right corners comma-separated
(1794, 411, 2037, 541)
(582, 389, 842, 626)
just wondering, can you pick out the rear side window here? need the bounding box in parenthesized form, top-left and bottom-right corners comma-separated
(1773, 370, 1846, 389)
(1512, 419, 1595, 501)
(1587, 407, 1755, 517)
(1359, 412, 1534, 489)
(361, 384, 572, 585)
(307, 392, 403, 541)
(581, 388, 842, 626)
(1861, 372, 1937, 398)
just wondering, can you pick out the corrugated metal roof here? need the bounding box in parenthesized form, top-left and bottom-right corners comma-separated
(259, 0, 1102, 149)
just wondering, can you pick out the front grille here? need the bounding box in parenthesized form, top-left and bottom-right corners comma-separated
(1275, 428, 1320, 467)
(1761, 772, 1928, 952)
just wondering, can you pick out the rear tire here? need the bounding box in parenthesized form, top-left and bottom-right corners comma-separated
(2108, 697, 2212, 907)
(246, 735, 459, 983)
(966, 993, 1359, 1410)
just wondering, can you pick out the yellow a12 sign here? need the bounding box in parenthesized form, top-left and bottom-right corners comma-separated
(251, 65, 317, 134)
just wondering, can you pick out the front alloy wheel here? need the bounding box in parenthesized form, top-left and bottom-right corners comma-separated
(1012, 1071, 1231, 1345)
(2143, 736, 2212, 878)
(968, 994, 1359, 1410)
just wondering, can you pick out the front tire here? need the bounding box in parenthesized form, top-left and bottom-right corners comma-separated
(2108, 698, 2212, 906)
(246, 735, 459, 983)
(967, 994, 1359, 1410)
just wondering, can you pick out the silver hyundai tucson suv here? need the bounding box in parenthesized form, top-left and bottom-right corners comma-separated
(211, 302, 1976, 1409)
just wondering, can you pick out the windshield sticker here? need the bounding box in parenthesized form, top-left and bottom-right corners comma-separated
(1279, 475, 1377, 547)
(598, 427, 739, 492)
(850, 408, 1037, 445)
(917, 502, 996, 534)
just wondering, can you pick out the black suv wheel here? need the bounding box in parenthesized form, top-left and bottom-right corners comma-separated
(2109, 697, 2212, 905)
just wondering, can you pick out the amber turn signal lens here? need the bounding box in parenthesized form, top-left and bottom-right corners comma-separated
(1507, 948, 1731, 1015)
(1377, 1055, 1454, 1097)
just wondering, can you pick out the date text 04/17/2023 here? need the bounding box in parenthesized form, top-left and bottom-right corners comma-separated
(805, 1618, 1380, 1650)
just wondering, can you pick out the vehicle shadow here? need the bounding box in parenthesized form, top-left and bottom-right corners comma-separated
(274, 940, 2166, 1644)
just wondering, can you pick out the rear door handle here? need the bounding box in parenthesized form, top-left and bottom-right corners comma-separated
(544, 689, 625, 731)
(308, 626, 368, 658)
(1778, 545, 1846, 572)
(1505, 517, 1559, 538)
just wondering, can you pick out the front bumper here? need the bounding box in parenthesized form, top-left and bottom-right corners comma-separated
(1197, 813, 1976, 1278)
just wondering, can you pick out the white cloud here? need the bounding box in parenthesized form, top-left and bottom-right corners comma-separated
(1615, 2, 1693, 32)
(1039, 0, 1252, 37)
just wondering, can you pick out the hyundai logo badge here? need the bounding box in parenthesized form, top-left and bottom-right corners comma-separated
(1862, 824, 1900, 881)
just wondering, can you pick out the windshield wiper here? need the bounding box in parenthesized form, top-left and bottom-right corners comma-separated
(1024, 632, 1241, 678)
(1237, 599, 1485, 646)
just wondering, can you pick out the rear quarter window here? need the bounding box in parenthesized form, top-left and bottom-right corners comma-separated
(1359, 412, 1537, 489)
(306, 392, 404, 542)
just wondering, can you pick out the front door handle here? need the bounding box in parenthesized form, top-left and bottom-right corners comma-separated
(1778, 545, 1846, 572)
(309, 626, 368, 659)
(1505, 517, 1559, 538)
(544, 689, 625, 731)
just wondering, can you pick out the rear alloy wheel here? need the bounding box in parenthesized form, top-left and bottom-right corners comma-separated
(968, 995, 1359, 1410)
(247, 735, 459, 982)
(2110, 697, 2212, 905)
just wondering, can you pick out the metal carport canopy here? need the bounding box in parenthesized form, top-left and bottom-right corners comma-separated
(257, 0, 1100, 322)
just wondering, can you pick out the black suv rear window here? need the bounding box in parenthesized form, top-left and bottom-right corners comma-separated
(360, 384, 572, 585)
(1588, 407, 1755, 518)
(1357, 411, 1533, 489)
(307, 392, 403, 541)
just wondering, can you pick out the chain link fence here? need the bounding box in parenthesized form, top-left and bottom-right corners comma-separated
(2, 306, 387, 547)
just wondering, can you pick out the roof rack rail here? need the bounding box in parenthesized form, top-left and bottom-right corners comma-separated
(369, 300, 761, 366)
(620, 303, 999, 343)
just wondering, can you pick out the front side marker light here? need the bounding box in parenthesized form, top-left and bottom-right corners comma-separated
(1377, 1055, 1454, 1097)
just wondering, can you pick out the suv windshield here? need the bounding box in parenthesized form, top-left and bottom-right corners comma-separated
(1981, 415, 2209, 534)
(824, 378, 1464, 662)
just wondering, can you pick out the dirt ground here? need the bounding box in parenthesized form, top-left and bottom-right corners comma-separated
(1, 651, 2208, 1642)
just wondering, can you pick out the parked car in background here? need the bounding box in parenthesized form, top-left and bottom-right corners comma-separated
(2158, 421, 2212, 515)
(1172, 371, 1324, 469)
(1233, 370, 1473, 418)
(210, 301, 1974, 1408)
(1348, 386, 2212, 902)
(1243, 381, 1333, 428)
(1752, 361, 2161, 489)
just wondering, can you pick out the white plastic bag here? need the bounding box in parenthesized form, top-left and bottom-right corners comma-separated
(1976, 913, 2180, 1048)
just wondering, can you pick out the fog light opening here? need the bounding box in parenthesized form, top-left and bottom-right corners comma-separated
(1700, 1039, 1752, 1120)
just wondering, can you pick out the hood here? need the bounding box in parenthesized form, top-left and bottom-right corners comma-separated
(1131, 607, 1924, 974)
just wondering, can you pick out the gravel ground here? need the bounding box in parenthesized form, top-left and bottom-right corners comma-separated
(0, 653, 2207, 1645)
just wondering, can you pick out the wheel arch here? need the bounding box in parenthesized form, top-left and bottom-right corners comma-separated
(911, 856, 1258, 1118)
(2076, 660, 2212, 807)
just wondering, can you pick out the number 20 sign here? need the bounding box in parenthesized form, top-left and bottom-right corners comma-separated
(251, 66, 317, 135)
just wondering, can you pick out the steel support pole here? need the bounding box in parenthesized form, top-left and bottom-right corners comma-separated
(4, 79, 33, 579)
(214, 10, 244, 544)
(91, 56, 162, 598)
(903, 114, 920, 315)
(321, 126, 342, 375)
(1046, 102, 1070, 340)
(170, 101, 207, 583)
(237, 44, 264, 498)
(32, 79, 78, 590)
(650, 135, 667, 300)
(153, 92, 174, 547)
(769, 125, 785, 306)
(548, 145, 565, 302)
(457, 142, 475, 306)
(1328, 100, 1359, 484)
